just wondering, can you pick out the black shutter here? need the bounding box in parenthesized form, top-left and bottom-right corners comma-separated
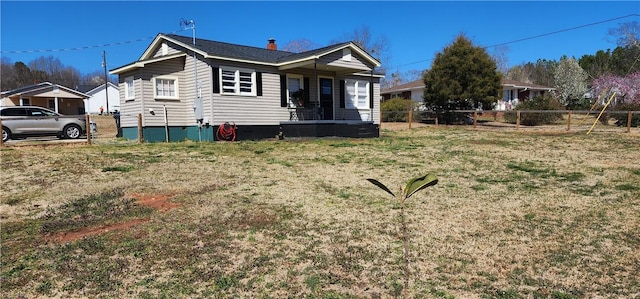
(212, 67, 220, 94)
(280, 75, 287, 107)
(303, 77, 310, 107)
(256, 72, 263, 96)
(339, 80, 345, 108)
(369, 80, 374, 109)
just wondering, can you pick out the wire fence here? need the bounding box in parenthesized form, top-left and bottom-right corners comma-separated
(2, 109, 637, 148)
(381, 109, 640, 134)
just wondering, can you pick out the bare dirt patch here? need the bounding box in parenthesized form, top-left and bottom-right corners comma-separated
(46, 193, 179, 243)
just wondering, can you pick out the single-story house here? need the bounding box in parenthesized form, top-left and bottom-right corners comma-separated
(110, 33, 384, 142)
(77, 82, 121, 114)
(381, 78, 555, 110)
(0, 82, 89, 115)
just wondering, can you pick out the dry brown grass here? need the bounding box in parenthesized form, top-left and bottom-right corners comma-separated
(1, 124, 639, 298)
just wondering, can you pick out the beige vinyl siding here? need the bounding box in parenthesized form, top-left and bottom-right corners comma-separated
(180, 53, 212, 124)
(0, 98, 17, 106)
(318, 50, 371, 71)
(118, 75, 143, 127)
(211, 71, 287, 125)
(151, 42, 184, 58)
(371, 82, 380, 124)
(133, 56, 196, 127)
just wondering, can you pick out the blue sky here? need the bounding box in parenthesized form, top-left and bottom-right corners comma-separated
(1, 1, 639, 81)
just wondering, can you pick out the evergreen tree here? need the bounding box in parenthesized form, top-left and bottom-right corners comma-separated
(579, 49, 613, 80)
(423, 34, 502, 111)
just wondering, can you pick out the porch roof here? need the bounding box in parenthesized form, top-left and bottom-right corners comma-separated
(1, 82, 90, 100)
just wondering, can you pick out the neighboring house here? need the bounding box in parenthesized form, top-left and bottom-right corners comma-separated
(77, 82, 121, 114)
(380, 80, 425, 103)
(109, 34, 383, 142)
(381, 79, 555, 110)
(500, 79, 555, 110)
(0, 82, 89, 115)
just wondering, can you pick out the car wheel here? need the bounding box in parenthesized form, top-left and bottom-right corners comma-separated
(2, 127, 10, 142)
(63, 124, 82, 139)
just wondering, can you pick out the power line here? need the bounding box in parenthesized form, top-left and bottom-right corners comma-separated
(0, 28, 188, 55)
(394, 14, 640, 70)
(484, 14, 639, 49)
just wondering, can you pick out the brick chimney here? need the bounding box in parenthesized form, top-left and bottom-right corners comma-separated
(267, 38, 277, 50)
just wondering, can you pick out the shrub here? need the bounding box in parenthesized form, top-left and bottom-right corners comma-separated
(592, 102, 640, 126)
(613, 103, 640, 127)
(504, 95, 564, 126)
(381, 97, 413, 122)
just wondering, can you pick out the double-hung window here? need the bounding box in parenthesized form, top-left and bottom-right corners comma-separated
(287, 74, 303, 107)
(220, 66, 256, 96)
(153, 77, 179, 100)
(344, 79, 369, 109)
(124, 76, 135, 100)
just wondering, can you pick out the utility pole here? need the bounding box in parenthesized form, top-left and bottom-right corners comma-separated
(102, 50, 109, 114)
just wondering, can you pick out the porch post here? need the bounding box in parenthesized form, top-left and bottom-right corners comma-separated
(314, 60, 318, 109)
(54, 97, 59, 113)
(370, 69, 374, 121)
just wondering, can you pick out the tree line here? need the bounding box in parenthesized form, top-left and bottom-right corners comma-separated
(0, 56, 117, 91)
(419, 21, 640, 113)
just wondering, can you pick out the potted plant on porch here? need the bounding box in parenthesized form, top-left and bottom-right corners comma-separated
(292, 89, 305, 107)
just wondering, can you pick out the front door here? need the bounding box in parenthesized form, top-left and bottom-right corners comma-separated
(319, 78, 333, 120)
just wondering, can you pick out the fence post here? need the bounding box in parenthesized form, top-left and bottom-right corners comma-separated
(137, 113, 143, 143)
(566, 111, 571, 131)
(473, 111, 478, 128)
(628, 111, 632, 133)
(408, 108, 412, 129)
(516, 110, 521, 130)
(86, 114, 92, 145)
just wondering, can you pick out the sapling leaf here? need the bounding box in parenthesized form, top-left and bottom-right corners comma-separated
(404, 173, 438, 199)
(367, 178, 396, 197)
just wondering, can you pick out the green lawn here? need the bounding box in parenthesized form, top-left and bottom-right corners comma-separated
(1, 127, 639, 298)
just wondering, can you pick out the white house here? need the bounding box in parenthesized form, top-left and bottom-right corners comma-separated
(78, 82, 120, 114)
(381, 79, 555, 111)
(109, 33, 383, 142)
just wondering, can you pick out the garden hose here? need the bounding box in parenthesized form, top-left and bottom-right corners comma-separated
(216, 122, 236, 141)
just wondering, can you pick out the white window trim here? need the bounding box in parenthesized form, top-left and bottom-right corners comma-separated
(153, 76, 179, 100)
(287, 74, 304, 107)
(124, 76, 135, 100)
(344, 79, 370, 109)
(219, 66, 256, 96)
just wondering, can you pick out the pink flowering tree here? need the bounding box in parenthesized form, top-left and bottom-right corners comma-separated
(591, 72, 640, 104)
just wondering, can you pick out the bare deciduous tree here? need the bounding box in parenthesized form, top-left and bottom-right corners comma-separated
(608, 21, 640, 47)
(331, 25, 391, 74)
(490, 44, 510, 75)
(280, 39, 319, 53)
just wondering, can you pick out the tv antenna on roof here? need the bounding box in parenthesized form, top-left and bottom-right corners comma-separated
(180, 19, 195, 30)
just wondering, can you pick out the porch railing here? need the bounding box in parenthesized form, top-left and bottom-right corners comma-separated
(288, 107, 324, 121)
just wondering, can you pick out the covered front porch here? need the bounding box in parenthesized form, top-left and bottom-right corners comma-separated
(0, 82, 89, 115)
(209, 120, 379, 141)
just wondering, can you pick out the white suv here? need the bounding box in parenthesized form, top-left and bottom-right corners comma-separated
(1, 106, 87, 142)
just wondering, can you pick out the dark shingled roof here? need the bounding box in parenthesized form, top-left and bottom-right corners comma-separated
(164, 34, 353, 64)
(166, 34, 295, 63)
